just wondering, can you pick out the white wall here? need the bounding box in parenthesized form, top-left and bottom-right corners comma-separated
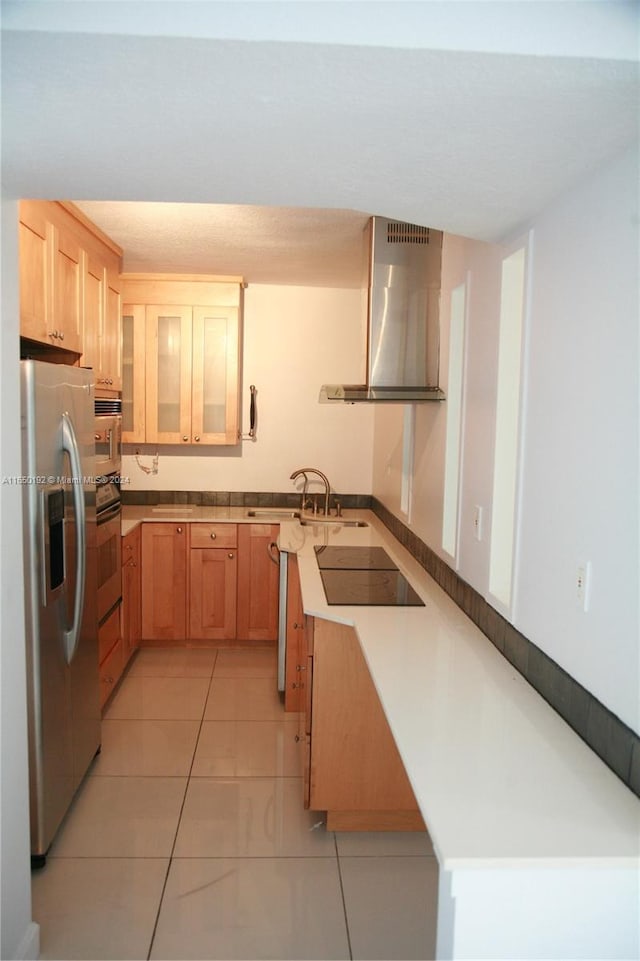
(123, 284, 375, 496)
(515, 147, 639, 731)
(372, 145, 639, 733)
(371, 231, 502, 578)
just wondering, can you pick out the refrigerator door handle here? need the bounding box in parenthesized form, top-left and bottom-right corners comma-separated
(61, 412, 86, 665)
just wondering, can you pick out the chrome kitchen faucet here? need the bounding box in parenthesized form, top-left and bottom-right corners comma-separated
(290, 467, 331, 516)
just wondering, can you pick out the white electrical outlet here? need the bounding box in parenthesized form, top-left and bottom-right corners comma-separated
(473, 505, 483, 541)
(577, 561, 591, 612)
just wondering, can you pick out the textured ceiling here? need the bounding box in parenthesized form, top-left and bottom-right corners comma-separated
(75, 202, 370, 288)
(2, 4, 638, 287)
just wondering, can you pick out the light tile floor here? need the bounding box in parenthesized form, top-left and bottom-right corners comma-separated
(32, 644, 439, 960)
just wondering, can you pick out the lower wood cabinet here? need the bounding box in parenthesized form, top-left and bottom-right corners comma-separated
(99, 527, 141, 710)
(285, 554, 305, 712)
(122, 526, 141, 662)
(98, 604, 124, 709)
(189, 524, 238, 641)
(141, 523, 188, 641)
(236, 524, 280, 641)
(302, 617, 425, 832)
(139, 521, 279, 644)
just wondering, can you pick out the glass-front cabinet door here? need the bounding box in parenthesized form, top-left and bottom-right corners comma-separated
(145, 306, 193, 444)
(191, 306, 240, 445)
(121, 305, 146, 443)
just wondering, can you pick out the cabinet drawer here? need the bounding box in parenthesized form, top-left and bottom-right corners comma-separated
(98, 604, 121, 663)
(190, 523, 237, 549)
(100, 637, 124, 709)
(122, 528, 141, 564)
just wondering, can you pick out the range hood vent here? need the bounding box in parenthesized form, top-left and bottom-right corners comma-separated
(320, 216, 446, 404)
(386, 221, 432, 245)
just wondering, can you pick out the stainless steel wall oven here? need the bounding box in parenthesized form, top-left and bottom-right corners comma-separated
(96, 477, 122, 623)
(94, 398, 122, 479)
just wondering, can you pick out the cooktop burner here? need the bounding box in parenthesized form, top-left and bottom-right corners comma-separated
(319, 569, 425, 607)
(314, 545, 398, 570)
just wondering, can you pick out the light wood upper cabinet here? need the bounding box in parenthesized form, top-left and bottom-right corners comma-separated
(81, 251, 122, 391)
(19, 200, 122, 365)
(145, 305, 193, 444)
(94, 267, 122, 391)
(82, 253, 104, 376)
(191, 305, 240, 445)
(122, 305, 146, 443)
(19, 202, 82, 351)
(19, 205, 49, 343)
(53, 223, 82, 353)
(121, 274, 243, 446)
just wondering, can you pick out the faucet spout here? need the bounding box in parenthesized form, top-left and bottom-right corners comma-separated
(289, 469, 309, 512)
(290, 467, 331, 516)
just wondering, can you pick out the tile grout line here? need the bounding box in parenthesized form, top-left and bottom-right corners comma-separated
(145, 649, 219, 961)
(333, 833, 354, 961)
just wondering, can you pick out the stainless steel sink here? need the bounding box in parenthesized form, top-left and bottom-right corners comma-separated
(300, 518, 368, 528)
(246, 509, 301, 519)
(245, 508, 367, 528)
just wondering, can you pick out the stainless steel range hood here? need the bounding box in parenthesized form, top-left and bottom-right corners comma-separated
(320, 216, 446, 403)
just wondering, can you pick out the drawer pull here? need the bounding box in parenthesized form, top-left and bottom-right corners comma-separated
(210, 532, 217, 540)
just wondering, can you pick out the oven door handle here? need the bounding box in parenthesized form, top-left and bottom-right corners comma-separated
(110, 418, 121, 468)
(97, 501, 122, 525)
(61, 412, 86, 666)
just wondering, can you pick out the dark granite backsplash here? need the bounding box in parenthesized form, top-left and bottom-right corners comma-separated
(121, 488, 639, 797)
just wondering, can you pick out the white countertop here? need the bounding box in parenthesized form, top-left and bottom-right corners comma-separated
(122, 505, 640, 872)
(278, 512, 640, 873)
(121, 504, 287, 536)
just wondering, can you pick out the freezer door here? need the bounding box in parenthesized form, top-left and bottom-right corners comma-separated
(21, 361, 100, 860)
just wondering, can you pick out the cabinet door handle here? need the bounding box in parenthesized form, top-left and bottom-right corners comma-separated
(296, 664, 306, 672)
(294, 734, 303, 742)
(228, 552, 234, 559)
(176, 526, 183, 534)
(182, 435, 189, 442)
(194, 435, 200, 442)
(210, 532, 217, 540)
(268, 541, 280, 565)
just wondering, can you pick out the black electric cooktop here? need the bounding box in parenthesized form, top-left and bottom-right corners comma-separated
(314, 546, 425, 607)
(314, 545, 398, 570)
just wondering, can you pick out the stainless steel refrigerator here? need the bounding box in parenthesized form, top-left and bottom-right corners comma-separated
(21, 360, 100, 866)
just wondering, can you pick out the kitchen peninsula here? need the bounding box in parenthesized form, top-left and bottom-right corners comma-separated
(121, 504, 640, 961)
